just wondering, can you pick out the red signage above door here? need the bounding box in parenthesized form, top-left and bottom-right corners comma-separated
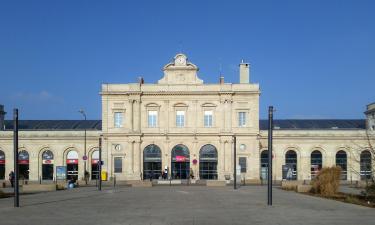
(66, 159, 78, 164)
(18, 160, 29, 164)
(175, 156, 186, 162)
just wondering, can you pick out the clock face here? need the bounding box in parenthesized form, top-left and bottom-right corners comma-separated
(240, 144, 246, 151)
(114, 144, 121, 151)
(175, 55, 186, 65)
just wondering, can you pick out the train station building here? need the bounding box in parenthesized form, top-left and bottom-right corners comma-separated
(0, 53, 374, 183)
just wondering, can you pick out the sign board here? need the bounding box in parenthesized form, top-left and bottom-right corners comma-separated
(236, 165, 242, 184)
(42, 159, 54, 164)
(0, 160, 5, 164)
(192, 159, 198, 165)
(66, 159, 78, 164)
(282, 165, 294, 180)
(56, 166, 66, 180)
(18, 160, 29, 165)
(175, 156, 186, 162)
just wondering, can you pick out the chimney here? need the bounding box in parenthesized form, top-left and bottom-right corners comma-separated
(364, 102, 375, 131)
(0, 105, 6, 131)
(219, 76, 224, 84)
(239, 59, 250, 83)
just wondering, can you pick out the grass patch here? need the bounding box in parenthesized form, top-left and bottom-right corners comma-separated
(303, 192, 375, 208)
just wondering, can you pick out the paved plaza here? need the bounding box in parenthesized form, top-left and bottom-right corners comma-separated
(0, 186, 373, 225)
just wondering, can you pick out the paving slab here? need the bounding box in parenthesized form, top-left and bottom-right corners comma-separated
(0, 186, 373, 225)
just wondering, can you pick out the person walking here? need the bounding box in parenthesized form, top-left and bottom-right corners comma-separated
(9, 171, 15, 188)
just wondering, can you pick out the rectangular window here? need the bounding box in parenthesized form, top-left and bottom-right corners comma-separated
(114, 157, 122, 173)
(238, 112, 246, 127)
(204, 110, 213, 127)
(114, 112, 123, 128)
(176, 110, 185, 127)
(148, 111, 158, 127)
(239, 157, 247, 173)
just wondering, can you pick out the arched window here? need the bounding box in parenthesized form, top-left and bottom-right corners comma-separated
(285, 150, 297, 180)
(0, 150, 5, 180)
(42, 150, 54, 180)
(67, 150, 78, 160)
(260, 150, 268, 180)
(91, 149, 99, 180)
(66, 150, 79, 180)
(171, 145, 190, 179)
(18, 150, 29, 161)
(199, 144, 218, 180)
(143, 145, 162, 180)
(42, 150, 54, 160)
(18, 150, 29, 180)
(360, 150, 372, 180)
(336, 150, 347, 180)
(311, 150, 322, 179)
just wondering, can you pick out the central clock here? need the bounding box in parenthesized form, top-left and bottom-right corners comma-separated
(175, 55, 186, 65)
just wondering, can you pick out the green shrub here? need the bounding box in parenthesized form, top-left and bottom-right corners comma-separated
(311, 166, 341, 197)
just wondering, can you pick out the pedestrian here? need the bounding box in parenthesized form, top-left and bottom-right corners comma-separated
(9, 171, 15, 188)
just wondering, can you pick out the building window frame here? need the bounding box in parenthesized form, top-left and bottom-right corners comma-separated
(148, 110, 158, 128)
(239, 157, 247, 173)
(114, 157, 123, 173)
(204, 110, 213, 128)
(238, 111, 247, 127)
(114, 112, 123, 128)
(176, 110, 185, 128)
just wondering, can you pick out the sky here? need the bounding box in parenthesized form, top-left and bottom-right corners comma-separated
(0, 0, 374, 120)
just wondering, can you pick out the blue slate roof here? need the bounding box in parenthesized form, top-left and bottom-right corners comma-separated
(259, 119, 366, 130)
(2, 119, 366, 131)
(4, 120, 102, 131)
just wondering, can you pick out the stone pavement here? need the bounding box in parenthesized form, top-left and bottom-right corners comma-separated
(0, 186, 373, 225)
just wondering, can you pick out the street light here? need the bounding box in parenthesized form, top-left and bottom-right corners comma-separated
(78, 109, 87, 184)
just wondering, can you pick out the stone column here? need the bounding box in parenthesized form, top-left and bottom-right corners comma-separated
(219, 139, 225, 179)
(129, 99, 134, 131)
(133, 140, 141, 180)
(133, 99, 141, 132)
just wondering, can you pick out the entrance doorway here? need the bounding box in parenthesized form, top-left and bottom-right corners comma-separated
(18, 150, 29, 180)
(143, 144, 162, 180)
(91, 150, 99, 180)
(42, 150, 54, 180)
(199, 144, 218, 180)
(0, 150, 5, 180)
(66, 150, 79, 180)
(171, 144, 190, 179)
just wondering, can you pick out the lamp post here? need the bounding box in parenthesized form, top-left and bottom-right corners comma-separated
(267, 106, 274, 206)
(78, 109, 87, 184)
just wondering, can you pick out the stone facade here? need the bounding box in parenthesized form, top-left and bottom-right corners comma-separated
(0, 53, 374, 182)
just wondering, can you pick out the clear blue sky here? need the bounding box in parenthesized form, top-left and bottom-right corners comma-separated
(0, 0, 374, 120)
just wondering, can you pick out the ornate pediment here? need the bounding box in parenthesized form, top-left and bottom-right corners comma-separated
(158, 53, 203, 85)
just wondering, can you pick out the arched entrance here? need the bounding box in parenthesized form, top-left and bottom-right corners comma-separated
(336, 150, 347, 180)
(199, 144, 218, 180)
(91, 150, 99, 180)
(143, 144, 162, 180)
(18, 150, 29, 180)
(66, 150, 79, 180)
(0, 150, 5, 180)
(42, 150, 54, 180)
(360, 150, 372, 180)
(171, 144, 190, 179)
(311, 150, 322, 179)
(285, 150, 297, 180)
(260, 150, 268, 180)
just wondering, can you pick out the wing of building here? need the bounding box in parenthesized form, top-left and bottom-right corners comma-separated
(0, 54, 374, 183)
